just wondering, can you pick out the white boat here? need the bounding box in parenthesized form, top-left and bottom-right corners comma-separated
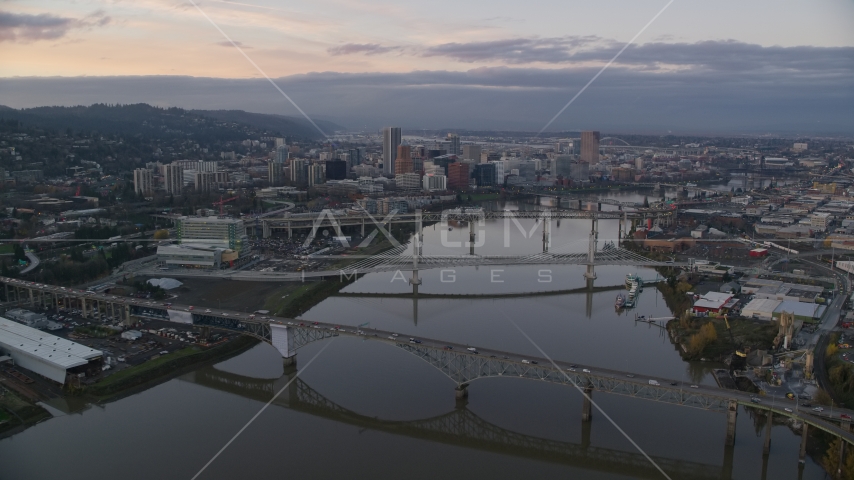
(615, 293, 626, 308)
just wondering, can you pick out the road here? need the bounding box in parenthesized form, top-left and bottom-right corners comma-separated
(19, 250, 40, 274)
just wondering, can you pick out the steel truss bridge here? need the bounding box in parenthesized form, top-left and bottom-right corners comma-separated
(255, 208, 671, 239)
(7, 276, 854, 465)
(141, 208, 682, 281)
(184, 311, 854, 450)
(334, 245, 680, 276)
(186, 368, 723, 480)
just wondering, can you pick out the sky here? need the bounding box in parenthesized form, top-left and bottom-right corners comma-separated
(1, 0, 853, 134)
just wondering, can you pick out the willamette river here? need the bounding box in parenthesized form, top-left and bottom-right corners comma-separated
(0, 198, 831, 479)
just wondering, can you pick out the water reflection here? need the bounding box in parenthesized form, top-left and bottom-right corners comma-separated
(186, 365, 725, 480)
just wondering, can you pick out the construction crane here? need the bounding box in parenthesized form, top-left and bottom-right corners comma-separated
(212, 195, 239, 215)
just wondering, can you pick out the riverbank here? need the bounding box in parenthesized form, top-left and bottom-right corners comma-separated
(0, 388, 51, 436)
(85, 335, 259, 399)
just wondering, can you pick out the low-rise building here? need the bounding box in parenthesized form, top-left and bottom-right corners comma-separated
(121, 330, 143, 341)
(157, 244, 230, 269)
(5, 309, 48, 329)
(692, 292, 738, 315)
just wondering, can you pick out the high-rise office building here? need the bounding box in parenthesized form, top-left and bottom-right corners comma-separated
(133, 168, 152, 196)
(447, 133, 461, 155)
(462, 144, 481, 162)
(325, 160, 347, 180)
(382, 127, 401, 176)
(194, 171, 216, 193)
(198, 160, 218, 172)
(580, 131, 600, 164)
(347, 147, 365, 167)
(555, 155, 573, 178)
(489, 160, 505, 185)
(175, 216, 248, 256)
(164, 163, 183, 195)
(447, 163, 469, 190)
(473, 164, 496, 187)
(395, 145, 413, 174)
(289, 158, 307, 184)
(422, 174, 447, 191)
(268, 160, 284, 186)
(395, 173, 421, 192)
(275, 145, 289, 163)
(308, 163, 325, 187)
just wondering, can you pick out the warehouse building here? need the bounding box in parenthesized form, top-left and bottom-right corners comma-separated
(741, 299, 782, 321)
(772, 301, 825, 322)
(0, 317, 103, 384)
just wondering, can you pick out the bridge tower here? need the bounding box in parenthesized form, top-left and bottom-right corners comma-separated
(583, 215, 598, 288)
(410, 209, 423, 295)
(542, 209, 551, 253)
(468, 221, 476, 256)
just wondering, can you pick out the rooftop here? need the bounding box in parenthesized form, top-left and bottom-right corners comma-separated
(0, 317, 102, 369)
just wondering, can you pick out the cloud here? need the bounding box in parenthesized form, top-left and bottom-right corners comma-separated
(0, 10, 111, 43)
(421, 36, 610, 64)
(216, 40, 251, 49)
(327, 43, 401, 56)
(326, 36, 854, 80)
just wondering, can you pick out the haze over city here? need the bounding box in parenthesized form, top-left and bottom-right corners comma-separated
(3, 2, 854, 480)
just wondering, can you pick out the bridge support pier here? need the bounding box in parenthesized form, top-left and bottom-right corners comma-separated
(762, 411, 772, 455)
(838, 422, 851, 477)
(722, 443, 735, 480)
(798, 423, 808, 464)
(760, 448, 770, 480)
(582, 386, 593, 422)
(468, 221, 476, 255)
(580, 412, 592, 449)
(283, 355, 297, 368)
(725, 400, 737, 447)
(455, 384, 468, 407)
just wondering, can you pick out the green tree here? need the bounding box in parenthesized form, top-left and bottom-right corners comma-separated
(13, 244, 26, 262)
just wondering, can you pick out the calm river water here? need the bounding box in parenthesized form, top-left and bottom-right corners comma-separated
(0, 199, 830, 479)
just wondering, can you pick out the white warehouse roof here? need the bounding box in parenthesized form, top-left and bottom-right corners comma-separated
(0, 317, 102, 369)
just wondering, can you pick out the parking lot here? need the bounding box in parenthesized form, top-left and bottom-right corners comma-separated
(15, 304, 237, 384)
